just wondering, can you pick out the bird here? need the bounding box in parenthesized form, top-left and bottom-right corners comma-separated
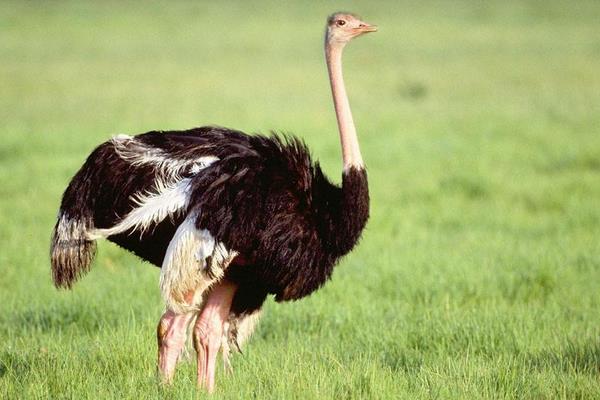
(50, 12, 376, 392)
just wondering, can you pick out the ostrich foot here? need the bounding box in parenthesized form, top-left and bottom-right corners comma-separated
(193, 279, 237, 393)
(157, 310, 195, 383)
(157, 291, 199, 384)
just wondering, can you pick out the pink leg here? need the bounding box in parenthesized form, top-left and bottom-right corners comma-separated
(193, 280, 237, 393)
(157, 291, 198, 384)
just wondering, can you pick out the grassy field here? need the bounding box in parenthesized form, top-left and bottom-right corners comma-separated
(1, 0, 600, 398)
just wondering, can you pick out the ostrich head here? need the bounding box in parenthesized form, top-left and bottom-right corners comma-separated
(326, 12, 377, 46)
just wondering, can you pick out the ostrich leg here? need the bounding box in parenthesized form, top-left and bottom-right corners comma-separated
(157, 289, 200, 383)
(193, 279, 237, 393)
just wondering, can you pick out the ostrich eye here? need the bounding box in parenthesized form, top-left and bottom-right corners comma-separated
(336, 20, 346, 27)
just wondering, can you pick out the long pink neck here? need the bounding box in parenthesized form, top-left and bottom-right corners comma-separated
(326, 43, 363, 171)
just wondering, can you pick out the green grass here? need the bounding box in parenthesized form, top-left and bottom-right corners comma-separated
(1, 0, 600, 398)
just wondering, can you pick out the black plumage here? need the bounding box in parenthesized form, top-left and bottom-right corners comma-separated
(51, 126, 369, 315)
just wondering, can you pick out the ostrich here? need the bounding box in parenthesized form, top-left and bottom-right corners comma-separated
(50, 12, 376, 392)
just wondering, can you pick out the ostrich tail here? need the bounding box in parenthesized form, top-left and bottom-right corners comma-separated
(50, 213, 97, 289)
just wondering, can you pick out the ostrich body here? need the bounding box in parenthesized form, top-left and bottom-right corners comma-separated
(50, 12, 376, 392)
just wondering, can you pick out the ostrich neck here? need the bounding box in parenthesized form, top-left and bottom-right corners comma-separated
(326, 43, 364, 171)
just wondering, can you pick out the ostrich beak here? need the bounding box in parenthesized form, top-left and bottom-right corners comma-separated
(356, 22, 378, 33)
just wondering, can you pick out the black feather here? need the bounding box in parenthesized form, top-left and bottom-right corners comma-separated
(50, 126, 369, 313)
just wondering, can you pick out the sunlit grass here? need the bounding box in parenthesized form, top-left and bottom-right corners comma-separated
(1, 1, 599, 398)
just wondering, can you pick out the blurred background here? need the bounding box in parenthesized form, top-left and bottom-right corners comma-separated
(1, 1, 599, 398)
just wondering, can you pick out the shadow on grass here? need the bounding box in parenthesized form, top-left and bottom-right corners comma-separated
(0, 350, 35, 379)
(378, 338, 600, 378)
(540, 154, 600, 174)
(380, 347, 423, 374)
(1, 306, 108, 336)
(530, 340, 600, 375)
